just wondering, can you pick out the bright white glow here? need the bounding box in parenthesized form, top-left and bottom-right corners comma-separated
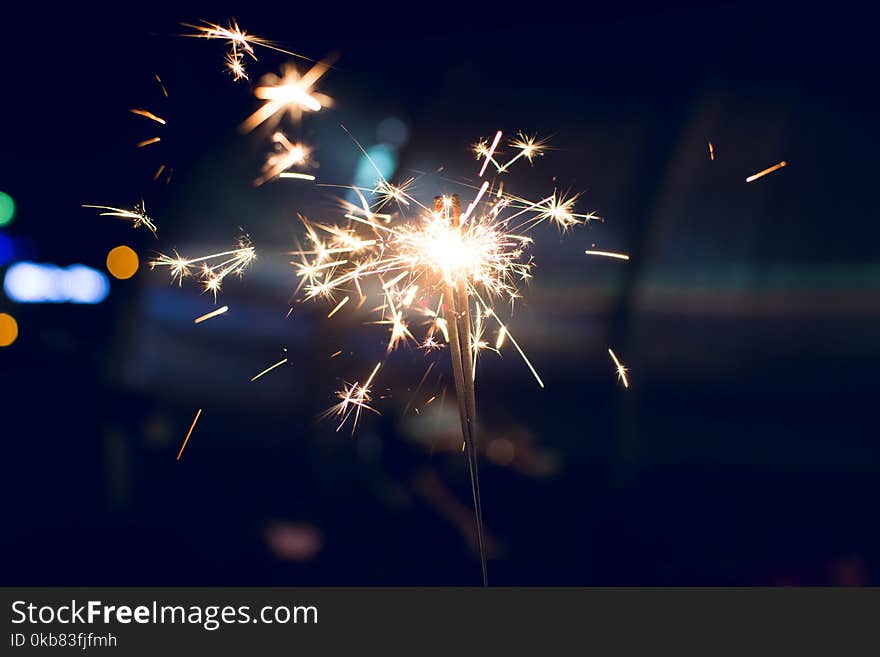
(3, 262, 110, 304)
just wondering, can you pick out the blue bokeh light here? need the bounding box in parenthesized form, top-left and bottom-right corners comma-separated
(3, 261, 110, 304)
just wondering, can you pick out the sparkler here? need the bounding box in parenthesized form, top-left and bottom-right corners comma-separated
(82, 202, 158, 237)
(290, 130, 599, 584)
(151, 236, 256, 301)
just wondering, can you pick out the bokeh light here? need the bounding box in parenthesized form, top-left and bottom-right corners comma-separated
(106, 245, 139, 280)
(0, 192, 15, 227)
(3, 262, 110, 304)
(376, 116, 409, 147)
(352, 145, 397, 191)
(0, 312, 18, 347)
(0, 234, 14, 266)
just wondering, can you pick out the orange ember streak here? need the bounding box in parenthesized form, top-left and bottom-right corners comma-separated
(330, 350, 342, 358)
(129, 108, 166, 124)
(194, 305, 229, 324)
(176, 409, 203, 460)
(137, 137, 161, 148)
(155, 74, 168, 97)
(479, 130, 502, 177)
(708, 141, 715, 160)
(746, 160, 787, 183)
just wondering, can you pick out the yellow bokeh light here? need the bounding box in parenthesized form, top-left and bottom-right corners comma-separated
(106, 245, 139, 280)
(0, 313, 18, 347)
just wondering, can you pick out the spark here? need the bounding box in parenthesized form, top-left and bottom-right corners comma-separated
(256, 132, 312, 185)
(476, 130, 502, 177)
(608, 348, 629, 388)
(498, 132, 547, 171)
(325, 362, 382, 433)
(708, 141, 715, 161)
(330, 350, 342, 358)
(373, 178, 415, 209)
(151, 235, 256, 301)
(523, 191, 599, 231)
(154, 74, 168, 97)
(746, 160, 787, 183)
(82, 201, 158, 237)
(495, 326, 507, 350)
(129, 108, 166, 125)
(181, 19, 312, 82)
(176, 409, 203, 461)
(225, 51, 248, 81)
(131, 77, 170, 182)
(194, 305, 229, 324)
(279, 172, 316, 181)
(251, 357, 289, 382)
(585, 250, 629, 260)
(327, 295, 350, 318)
(241, 60, 334, 132)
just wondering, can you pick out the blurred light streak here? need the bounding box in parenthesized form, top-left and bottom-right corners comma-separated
(176, 409, 203, 461)
(327, 296, 350, 318)
(251, 357, 288, 382)
(154, 74, 168, 97)
(279, 172, 316, 181)
(129, 108, 166, 124)
(241, 60, 334, 132)
(477, 130, 502, 177)
(608, 348, 629, 388)
(194, 305, 229, 324)
(708, 141, 714, 161)
(746, 160, 787, 182)
(584, 250, 629, 260)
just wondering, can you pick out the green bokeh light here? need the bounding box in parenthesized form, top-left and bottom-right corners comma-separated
(0, 191, 15, 226)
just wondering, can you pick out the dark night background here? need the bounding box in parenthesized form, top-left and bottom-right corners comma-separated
(1, 2, 877, 585)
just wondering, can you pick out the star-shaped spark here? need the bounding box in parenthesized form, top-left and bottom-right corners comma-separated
(255, 132, 312, 185)
(241, 61, 334, 132)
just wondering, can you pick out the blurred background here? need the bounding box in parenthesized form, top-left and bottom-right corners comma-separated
(1, 2, 877, 585)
